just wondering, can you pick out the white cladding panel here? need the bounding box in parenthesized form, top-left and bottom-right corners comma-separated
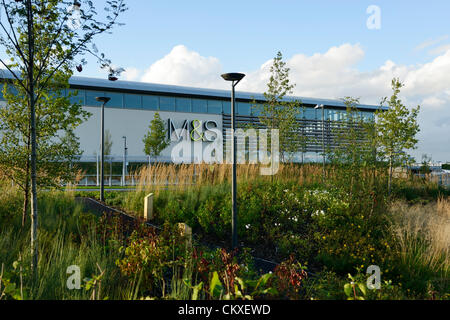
(74, 106, 222, 160)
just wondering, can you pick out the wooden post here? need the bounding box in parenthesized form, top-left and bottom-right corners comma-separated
(144, 193, 154, 221)
(178, 223, 192, 248)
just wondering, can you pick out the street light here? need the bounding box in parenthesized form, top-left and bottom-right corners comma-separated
(315, 104, 325, 182)
(122, 136, 128, 186)
(221, 72, 245, 250)
(96, 96, 111, 202)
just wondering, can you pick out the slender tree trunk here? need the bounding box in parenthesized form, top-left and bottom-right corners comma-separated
(27, 0, 39, 279)
(148, 155, 152, 186)
(388, 154, 393, 195)
(22, 137, 31, 227)
(372, 147, 376, 190)
(22, 182, 29, 227)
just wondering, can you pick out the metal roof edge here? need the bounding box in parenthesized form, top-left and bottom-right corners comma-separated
(0, 70, 387, 110)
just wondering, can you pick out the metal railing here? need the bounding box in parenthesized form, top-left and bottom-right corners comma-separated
(75, 174, 201, 187)
(430, 173, 450, 188)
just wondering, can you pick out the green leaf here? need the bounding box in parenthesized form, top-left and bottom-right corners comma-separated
(192, 282, 202, 300)
(209, 272, 223, 298)
(5, 283, 16, 294)
(257, 273, 273, 288)
(235, 277, 246, 291)
(344, 283, 352, 297)
(358, 283, 367, 296)
(12, 293, 22, 300)
(261, 287, 278, 296)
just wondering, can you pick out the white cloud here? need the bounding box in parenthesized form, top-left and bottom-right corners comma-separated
(414, 35, 448, 51)
(140, 45, 226, 89)
(122, 67, 141, 81)
(428, 44, 450, 56)
(127, 43, 450, 162)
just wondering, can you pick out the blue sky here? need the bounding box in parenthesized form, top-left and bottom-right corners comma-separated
(82, 0, 450, 162)
(86, 0, 450, 75)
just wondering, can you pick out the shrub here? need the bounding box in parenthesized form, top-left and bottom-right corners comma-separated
(116, 222, 186, 297)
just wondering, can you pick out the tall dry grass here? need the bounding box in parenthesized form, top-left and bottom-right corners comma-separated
(131, 162, 328, 195)
(390, 197, 450, 278)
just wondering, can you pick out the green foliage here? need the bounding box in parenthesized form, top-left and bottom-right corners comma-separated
(0, 77, 89, 190)
(343, 273, 367, 300)
(83, 263, 107, 300)
(375, 78, 421, 192)
(143, 112, 170, 160)
(0, 182, 447, 300)
(252, 51, 301, 161)
(0, 0, 128, 190)
(0, 0, 128, 275)
(186, 248, 277, 300)
(273, 255, 308, 299)
(0, 190, 124, 299)
(0, 265, 24, 300)
(116, 222, 186, 297)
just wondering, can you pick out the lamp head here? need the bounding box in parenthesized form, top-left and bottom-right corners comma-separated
(314, 104, 324, 109)
(221, 73, 246, 82)
(96, 97, 111, 104)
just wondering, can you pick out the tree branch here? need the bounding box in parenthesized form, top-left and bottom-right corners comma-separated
(0, 59, 29, 94)
(0, 0, 30, 68)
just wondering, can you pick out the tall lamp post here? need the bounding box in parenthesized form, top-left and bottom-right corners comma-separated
(221, 72, 245, 250)
(315, 104, 325, 182)
(122, 136, 128, 186)
(96, 96, 111, 202)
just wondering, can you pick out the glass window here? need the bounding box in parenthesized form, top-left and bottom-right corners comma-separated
(68, 89, 85, 105)
(363, 111, 374, 121)
(303, 108, 316, 120)
(192, 99, 207, 113)
(142, 95, 159, 110)
(159, 96, 175, 111)
(222, 100, 231, 114)
(6, 84, 18, 96)
(85, 90, 104, 106)
(237, 102, 251, 116)
(104, 92, 123, 108)
(176, 97, 191, 112)
(208, 100, 222, 114)
(327, 109, 340, 121)
(124, 94, 142, 109)
(0, 84, 16, 101)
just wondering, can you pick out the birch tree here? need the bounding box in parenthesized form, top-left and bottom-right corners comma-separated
(0, 0, 127, 278)
(253, 51, 301, 162)
(375, 78, 420, 194)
